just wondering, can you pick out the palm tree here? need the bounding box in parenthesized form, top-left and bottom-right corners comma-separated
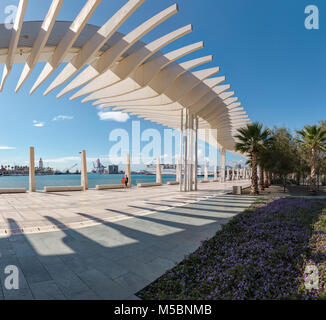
(296, 125, 326, 195)
(235, 122, 272, 195)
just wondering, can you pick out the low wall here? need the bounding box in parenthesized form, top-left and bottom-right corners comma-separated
(0, 188, 27, 194)
(137, 182, 162, 188)
(44, 186, 83, 192)
(96, 184, 125, 190)
(200, 180, 210, 183)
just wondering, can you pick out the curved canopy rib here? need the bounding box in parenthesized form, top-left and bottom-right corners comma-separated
(0, 0, 251, 152)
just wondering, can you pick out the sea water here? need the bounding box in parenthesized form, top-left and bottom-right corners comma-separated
(0, 174, 177, 190)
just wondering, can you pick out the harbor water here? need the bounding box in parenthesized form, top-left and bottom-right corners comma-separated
(0, 174, 178, 191)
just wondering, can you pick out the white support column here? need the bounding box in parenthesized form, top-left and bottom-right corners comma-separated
(29, 146, 36, 192)
(81, 150, 88, 191)
(156, 157, 162, 184)
(213, 163, 218, 181)
(184, 110, 188, 191)
(204, 160, 208, 181)
(179, 109, 184, 191)
(227, 168, 230, 181)
(220, 147, 226, 183)
(194, 117, 198, 191)
(193, 163, 197, 190)
(125, 154, 131, 187)
(189, 113, 194, 191)
(176, 160, 181, 183)
(232, 168, 235, 181)
(187, 112, 191, 191)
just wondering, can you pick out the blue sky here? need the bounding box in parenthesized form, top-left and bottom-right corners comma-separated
(0, 0, 324, 170)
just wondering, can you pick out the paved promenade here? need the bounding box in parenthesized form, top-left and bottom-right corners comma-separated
(0, 180, 254, 300)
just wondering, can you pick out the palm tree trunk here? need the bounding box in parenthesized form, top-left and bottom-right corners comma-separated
(311, 148, 317, 195)
(296, 172, 301, 186)
(251, 151, 259, 195)
(264, 170, 269, 188)
(283, 175, 286, 192)
(259, 166, 264, 191)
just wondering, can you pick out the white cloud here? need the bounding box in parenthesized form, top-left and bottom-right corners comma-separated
(52, 115, 74, 121)
(0, 146, 16, 150)
(33, 120, 45, 127)
(98, 111, 130, 122)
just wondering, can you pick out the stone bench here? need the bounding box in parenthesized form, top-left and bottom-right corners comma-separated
(0, 188, 27, 194)
(96, 184, 125, 190)
(137, 182, 162, 188)
(167, 181, 179, 185)
(199, 179, 210, 183)
(232, 186, 242, 195)
(44, 186, 83, 192)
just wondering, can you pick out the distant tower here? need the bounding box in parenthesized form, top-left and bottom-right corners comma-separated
(39, 158, 44, 170)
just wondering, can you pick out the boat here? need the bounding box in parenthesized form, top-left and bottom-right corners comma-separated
(143, 164, 176, 176)
(143, 164, 203, 176)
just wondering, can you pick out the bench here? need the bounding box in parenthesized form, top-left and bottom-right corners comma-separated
(44, 186, 83, 192)
(96, 184, 125, 190)
(199, 180, 210, 183)
(137, 182, 162, 188)
(167, 181, 179, 185)
(0, 188, 27, 194)
(232, 186, 242, 195)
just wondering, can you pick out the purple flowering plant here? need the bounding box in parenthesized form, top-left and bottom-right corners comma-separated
(138, 198, 326, 300)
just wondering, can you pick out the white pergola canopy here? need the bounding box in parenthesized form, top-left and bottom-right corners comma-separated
(0, 0, 250, 151)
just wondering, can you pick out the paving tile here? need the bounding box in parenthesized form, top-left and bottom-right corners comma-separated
(84, 255, 129, 280)
(11, 240, 37, 258)
(77, 269, 130, 300)
(30, 280, 66, 300)
(17, 256, 52, 284)
(46, 269, 99, 300)
(59, 254, 93, 274)
(0, 283, 4, 300)
(115, 272, 150, 294)
(3, 288, 34, 300)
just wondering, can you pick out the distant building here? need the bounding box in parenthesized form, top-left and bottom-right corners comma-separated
(39, 158, 44, 170)
(108, 165, 119, 174)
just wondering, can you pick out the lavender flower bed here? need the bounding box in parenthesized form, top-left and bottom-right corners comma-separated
(138, 198, 326, 300)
